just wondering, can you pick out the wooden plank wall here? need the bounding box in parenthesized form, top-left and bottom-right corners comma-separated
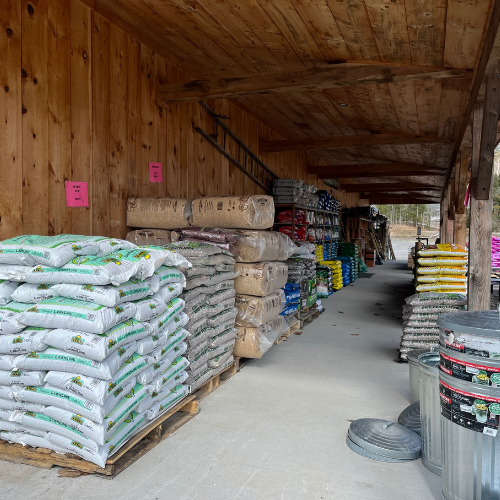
(0, 0, 360, 240)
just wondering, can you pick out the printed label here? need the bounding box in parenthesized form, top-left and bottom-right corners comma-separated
(440, 352, 500, 386)
(440, 380, 500, 434)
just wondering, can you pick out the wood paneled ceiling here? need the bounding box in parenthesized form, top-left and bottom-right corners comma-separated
(83, 0, 494, 196)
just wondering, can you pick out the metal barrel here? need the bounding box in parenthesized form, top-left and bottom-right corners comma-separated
(408, 348, 433, 403)
(418, 351, 442, 475)
(440, 370, 500, 500)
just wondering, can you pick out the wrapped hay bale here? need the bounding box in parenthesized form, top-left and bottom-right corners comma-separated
(126, 198, 192, 229)
(233, 316, 285, 358)
(235, 291, 284, 327)
(234, 262, 288, 296)
(191, 195, 274, 229)
(125, 229, 171, 246)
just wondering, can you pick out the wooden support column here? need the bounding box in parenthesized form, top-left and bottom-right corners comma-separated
(445, 177, 455, 243)
(468, 103, 492, 311)
(454, 150, 470, 247)
(440, 191, 447, 242)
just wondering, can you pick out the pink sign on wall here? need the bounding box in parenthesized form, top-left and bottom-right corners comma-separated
(66, 181, 89, 207)
(149, 162, 163, 183)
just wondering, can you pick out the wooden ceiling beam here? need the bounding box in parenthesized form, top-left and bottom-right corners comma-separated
(342, 183, 439, 192)
(318, 170, 446, 179)
(309, 162, 447, 175)
(158, 63, 468, 104)
(261, 134, 451, 153)
(370, 198, 438, 205)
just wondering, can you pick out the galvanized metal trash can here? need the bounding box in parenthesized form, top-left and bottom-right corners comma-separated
(418, 351, 442, 476)
(408, 347, 434, 403)
(438, 311, 500, 500)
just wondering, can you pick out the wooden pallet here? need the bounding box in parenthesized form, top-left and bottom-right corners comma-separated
(300, 314, 312, 328)
(0, 361, 239, 478)
(274, 327, 292, 344)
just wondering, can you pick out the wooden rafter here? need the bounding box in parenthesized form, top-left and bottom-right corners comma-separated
(261, 134, 451, 153)
(341, 182, 437, 192)
(158, 63, 468, 103)
(318, 170, 446, 179)
(308, 162, 447, 175)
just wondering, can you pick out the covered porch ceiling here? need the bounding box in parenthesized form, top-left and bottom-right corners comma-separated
(82, 0, 497, 203)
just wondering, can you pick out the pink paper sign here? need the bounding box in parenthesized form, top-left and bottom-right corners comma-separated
(65, 181, 89, 207)
(149, 162, 163, 183)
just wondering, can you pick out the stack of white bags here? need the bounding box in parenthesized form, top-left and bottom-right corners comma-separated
(165, 241, 240, 391)
(0, 234, 192, 467)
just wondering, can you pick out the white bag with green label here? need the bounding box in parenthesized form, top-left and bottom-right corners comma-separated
(0, 280, 19, 305)
(51, 280, 154, 308)
(16, 344, 136, 381)
(42, 320, 149, 362)
(19, 298, 136, 335)
(0, 327, 48, 355)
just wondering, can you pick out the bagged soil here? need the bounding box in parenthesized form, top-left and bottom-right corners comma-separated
(235, 291, 284, 327)
(126, 197, 192, 229)
(234, 262, 288, 296)
(233, 316, 285, 358)
(192, 196, 275, 229)
(125, 229, 171, 246)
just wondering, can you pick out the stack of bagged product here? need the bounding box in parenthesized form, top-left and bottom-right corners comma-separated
(281, 282, 300, 316)
(318, 260, 343, 292)
(492, 236, 500, 269)
(416, 244, 468, 293)
(286, 243, 317, 310)
(165, 236, 239, 392)
(399, 292, 467, 359)
(315, 265, 332, 298)
(233, 231, 293, 358)
(0, 234, 192, 467)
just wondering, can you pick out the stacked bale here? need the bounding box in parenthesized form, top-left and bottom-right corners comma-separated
(0, 235, 191, 467)
(233, 232, 291, 358)
(164, 237, 239, 392)
(399, 292, 467, 359)
(416, 244, 468, 294)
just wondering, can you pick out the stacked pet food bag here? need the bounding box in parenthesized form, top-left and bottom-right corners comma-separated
(0, 235, 191, 467)
(399, 292, 467, 360)
(164, 229, 240, 392)
(315, 265, 332, 298)
(415, 244, 468, 294)
(492, 236, 500, 270)
(285, 243, 317, 310)
(232, 230, 293, 358)
(337, 242, 359, 283)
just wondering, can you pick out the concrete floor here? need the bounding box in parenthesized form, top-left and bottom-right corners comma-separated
(1, 261, 443, 500)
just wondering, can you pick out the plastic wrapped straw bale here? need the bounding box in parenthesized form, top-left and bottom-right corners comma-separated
(125, 229, 171, 246)
(191, 196, 275, 230)
(233, 316, 285, 358)
(235, 290, 284, 327)
(126, 197, 192, 229)
(234, 231, 280, 262)
(234, 262, 288, 296)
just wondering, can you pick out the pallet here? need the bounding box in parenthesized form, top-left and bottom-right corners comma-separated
(274, 327, 292, 344)
(300, 314, 312, 328)
(0, 361, 239, 478)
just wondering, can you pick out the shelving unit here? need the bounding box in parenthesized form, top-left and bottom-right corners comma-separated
(273, 203, 339, 246)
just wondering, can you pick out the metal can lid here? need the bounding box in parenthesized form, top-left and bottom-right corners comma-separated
(397, 401, 421, 435)
(348, 418, 421, 460)
(438, 311, 500, 338)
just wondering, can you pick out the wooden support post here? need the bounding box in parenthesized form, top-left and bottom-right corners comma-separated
(468, 103, 492, 310)
(445, 180, 454, 243)
(454, 150, 470, 247)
